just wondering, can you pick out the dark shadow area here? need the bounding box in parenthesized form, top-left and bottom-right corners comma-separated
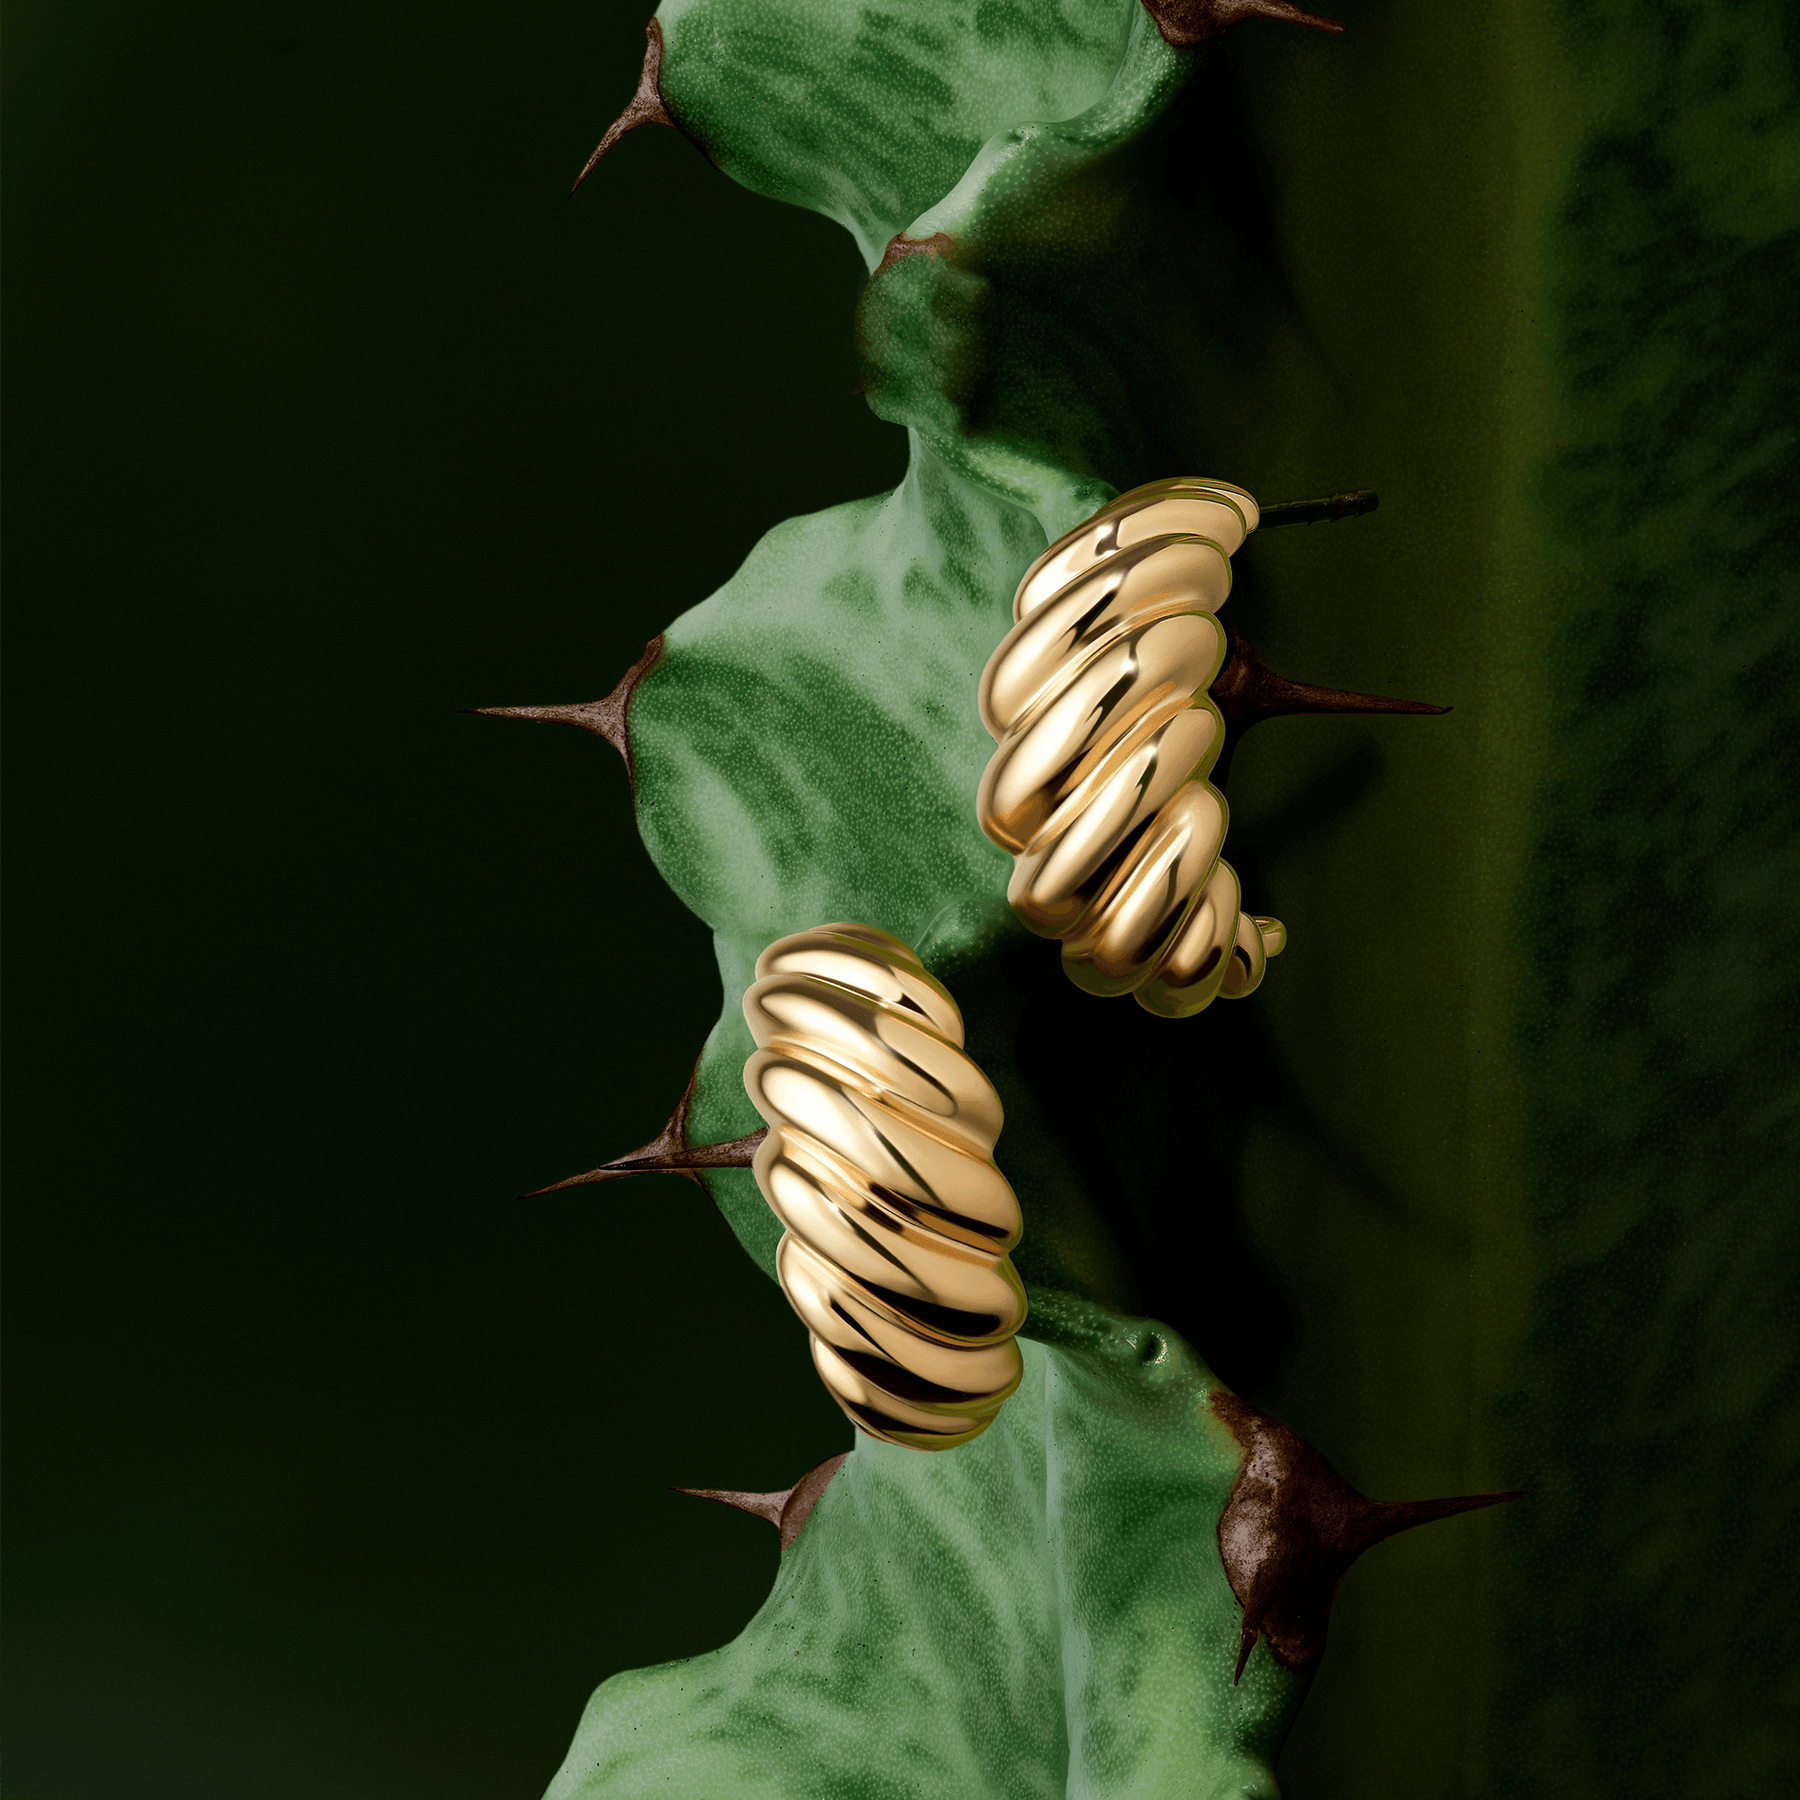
(1, 4, 885, 1797)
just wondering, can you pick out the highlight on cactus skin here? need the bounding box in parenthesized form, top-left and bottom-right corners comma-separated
(472, 3, 1520, 1794)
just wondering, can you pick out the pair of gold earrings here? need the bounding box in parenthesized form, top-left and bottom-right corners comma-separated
(488, 474, 1427, 1450)
(747, 477, 1288, 1449)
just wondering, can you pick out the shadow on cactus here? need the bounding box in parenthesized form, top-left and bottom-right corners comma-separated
(474, 4, 1519, 1794)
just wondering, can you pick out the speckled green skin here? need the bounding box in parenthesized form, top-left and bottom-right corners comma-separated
(633, 453, 1155, 1303)
(632, 450, 1030, 1276)
(549, 1312, 1299, 1799)
(648, 0, 1133, 268)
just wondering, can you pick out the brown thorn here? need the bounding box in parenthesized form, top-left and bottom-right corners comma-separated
(1210, 1391, 1524, 1679)
(568, 19, 677, 197)
(1358, 1488, 1529, 1550)
(679, 1484, 785, 1529)
(1209, 621, 1448, 745)
(518, 1050, 766, 1196)
(1143, 0, 1344, 52)
(463, 633, 664, 791)
(520, 1131, 766, 1196)
(1258, 489, 1379, 528)
(679, 1452, 849, 1553)
(1233, 1625, 1259, 1686)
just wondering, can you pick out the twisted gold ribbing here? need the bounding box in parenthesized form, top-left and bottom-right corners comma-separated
(742, 924, 1027, 1451)
(977, 477, 1287, 1018)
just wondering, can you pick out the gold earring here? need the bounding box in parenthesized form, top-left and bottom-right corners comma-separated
(977, 477, 1285, 1018)
(742, 923, 1027, 1450)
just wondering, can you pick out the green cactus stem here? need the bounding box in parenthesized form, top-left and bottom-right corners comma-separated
(545, 1311, 1510, 1799)
(484, 3, 1529, 1794)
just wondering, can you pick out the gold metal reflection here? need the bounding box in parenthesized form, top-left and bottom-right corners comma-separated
(977, 477, 1287, 1018)
(742, 923, 1027, 1452)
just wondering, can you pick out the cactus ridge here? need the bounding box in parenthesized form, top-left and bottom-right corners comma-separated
(511, 5, 1504, 1794)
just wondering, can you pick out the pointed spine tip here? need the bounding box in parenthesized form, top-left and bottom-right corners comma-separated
(676, 1486, 786, 1529)
(516, 1051, 765, 1197)
(517, 1131, 766, 1198)
(517, 1162, 696, 1199)
(1210, 627, 1448, 739)
(1208, 1391, 1519, 1680)
(1240, 0, 1343, 35)
(465, 634, 665, 789)
(1364, 1486, 1527, 1546)
(463, 702, 600, 725)
(1257, 488, 1378, 528)
(676, 1453, 847, 1550)
(569, 19, 678, 197)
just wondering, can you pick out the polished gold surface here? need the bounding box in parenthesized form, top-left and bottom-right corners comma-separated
(978, 477, 1286, 1018)
(743, 923, 1027, 1452)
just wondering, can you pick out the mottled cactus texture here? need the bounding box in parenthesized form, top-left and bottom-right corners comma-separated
(489, 1, 1798, 1796)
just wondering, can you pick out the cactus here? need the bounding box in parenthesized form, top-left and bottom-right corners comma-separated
(474, 1, 1796, 1795)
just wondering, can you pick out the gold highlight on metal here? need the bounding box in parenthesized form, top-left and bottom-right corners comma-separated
(742, 923, 1027, 1452)
(977, 477, 1287, 1018)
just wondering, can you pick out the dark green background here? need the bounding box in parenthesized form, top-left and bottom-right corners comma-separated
(6, 3, 1796, 1798)
(4, 3, 882, 1793)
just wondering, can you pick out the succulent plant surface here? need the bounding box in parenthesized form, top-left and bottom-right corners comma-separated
(473, 2, 1800, 1797)
(474, 5, 1534, 1796)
